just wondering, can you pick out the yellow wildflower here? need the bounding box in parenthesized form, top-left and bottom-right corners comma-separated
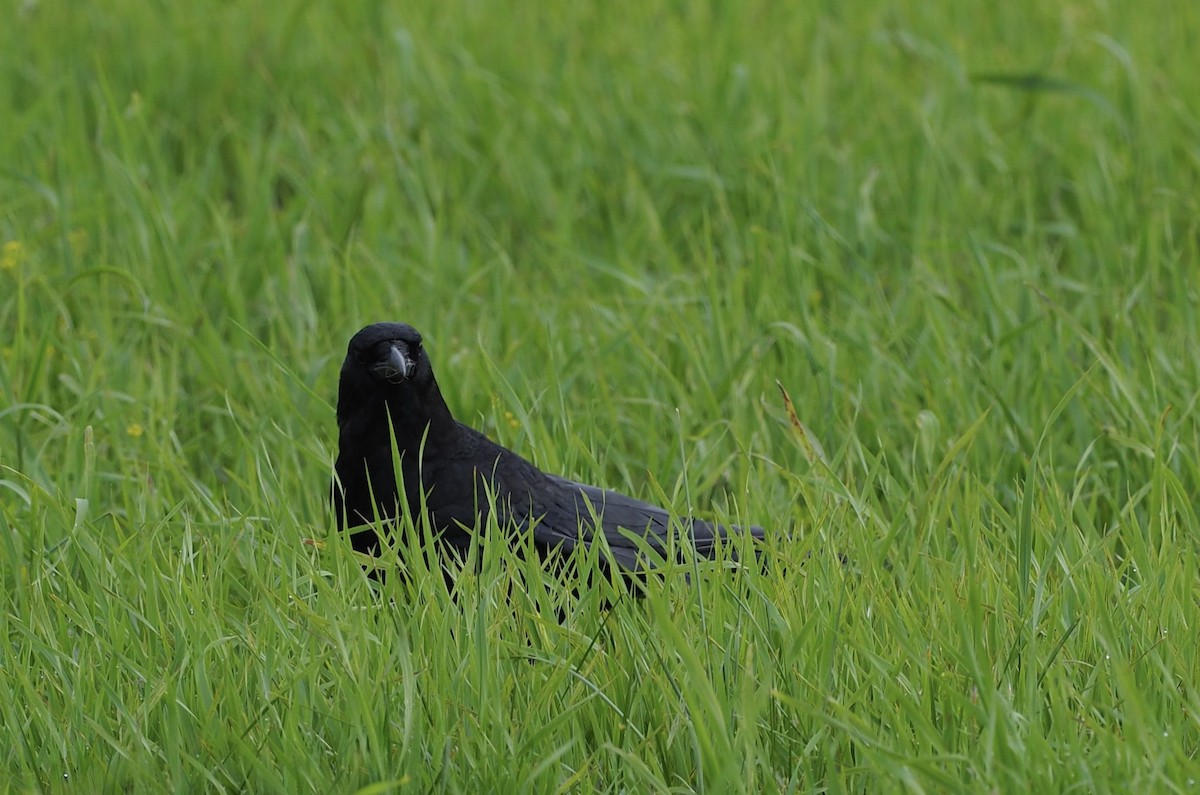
(1, 240, 25, 270)
(126, 423, 144, 438)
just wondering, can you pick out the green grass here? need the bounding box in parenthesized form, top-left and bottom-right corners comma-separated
(3, 0, 1200, 791)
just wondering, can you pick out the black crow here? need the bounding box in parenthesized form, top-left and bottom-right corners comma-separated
(332, 322, 764, 577)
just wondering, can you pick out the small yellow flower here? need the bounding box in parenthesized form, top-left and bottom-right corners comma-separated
(504, 411, 519, 430)
(126, 423, 144, 438)
(1, 240, 25, 271)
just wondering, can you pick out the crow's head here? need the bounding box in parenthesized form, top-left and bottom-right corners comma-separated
(345, 322, 428, 385)
(337, 321, 456, 446)
(340, 322, 433, 394)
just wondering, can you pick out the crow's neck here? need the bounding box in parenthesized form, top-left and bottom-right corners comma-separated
(381, 380, 457, 450)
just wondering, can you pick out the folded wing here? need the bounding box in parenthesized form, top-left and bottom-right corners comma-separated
(526, 474, 764, 570)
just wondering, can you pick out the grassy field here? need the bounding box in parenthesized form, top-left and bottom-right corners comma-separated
(3, 0, 1199, 791)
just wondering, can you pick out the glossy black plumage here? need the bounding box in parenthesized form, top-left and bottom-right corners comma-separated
(332, 322, 763, 574)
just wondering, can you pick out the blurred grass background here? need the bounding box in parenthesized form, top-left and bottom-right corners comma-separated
(2, 0, 1199, 791)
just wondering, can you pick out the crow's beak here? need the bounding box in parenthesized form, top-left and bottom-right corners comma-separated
(371, 344, 411, 384)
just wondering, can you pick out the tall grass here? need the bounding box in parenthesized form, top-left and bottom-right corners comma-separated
(2, 0, 1199, 791)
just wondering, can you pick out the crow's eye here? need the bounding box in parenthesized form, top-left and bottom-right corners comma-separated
(353, 349, 369, 365)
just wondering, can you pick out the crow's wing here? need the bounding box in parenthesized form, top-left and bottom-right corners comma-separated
(526, 474, 763, 571)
